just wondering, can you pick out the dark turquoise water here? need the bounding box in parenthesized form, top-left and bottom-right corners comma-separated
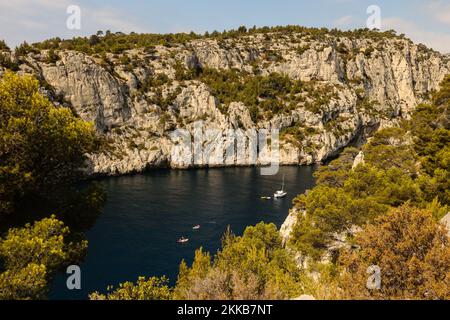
(50, 166, 316, 299)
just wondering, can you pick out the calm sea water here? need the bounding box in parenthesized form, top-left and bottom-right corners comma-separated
(49, 166, 316, 300)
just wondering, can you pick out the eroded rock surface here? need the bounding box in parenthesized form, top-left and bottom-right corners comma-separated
(3, 31, 449, 175)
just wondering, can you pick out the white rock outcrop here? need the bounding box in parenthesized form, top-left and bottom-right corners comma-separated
(441, 213, 450, 238)
(352, 151, 365, 169)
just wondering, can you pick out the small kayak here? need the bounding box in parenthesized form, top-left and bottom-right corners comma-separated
(193, 225, 201, 230)
(177, 237, 189, 244)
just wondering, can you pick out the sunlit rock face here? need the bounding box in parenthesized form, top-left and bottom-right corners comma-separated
(6, 30, 449, 175)
(442, 213, 450, 238)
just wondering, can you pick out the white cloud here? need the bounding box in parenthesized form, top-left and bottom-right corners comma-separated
(91, 7, 146, 33)
(0, 0, 69, 18)
(383, 17, 450, 53)
(1, 0, 449, 54)
(0, 0, 145, 47)
(423, 0, 450, 26)
(334, 15, 354, 27)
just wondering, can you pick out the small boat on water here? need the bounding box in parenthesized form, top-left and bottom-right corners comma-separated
(261, 196, 272, 200)
(177, 237, 189, 244)
(274, 175, 288, 199)
(274, 190, 287, 198)
(193, 225, 201, 230)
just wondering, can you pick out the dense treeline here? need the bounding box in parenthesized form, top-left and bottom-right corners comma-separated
(0, 41, 9, 51)
(16, 26, 406, 55)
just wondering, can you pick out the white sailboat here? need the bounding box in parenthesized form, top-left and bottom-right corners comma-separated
(274, 175, 287, 198)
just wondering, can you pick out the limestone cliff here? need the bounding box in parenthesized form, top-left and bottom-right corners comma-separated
(1, 29, 449, 175)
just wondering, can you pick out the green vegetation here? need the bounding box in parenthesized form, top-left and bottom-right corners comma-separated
(146, 86, 182, 111)
(29, 27, 407, 55)
(0, 40, 9, 51)
(280, 124, 320, 151)
(305, 205, 450, 300)
(90, 276, 172, 300)
(174, 223, 301, 300)
(0, 41, 17, 70)
(281, 124, 319, 143)
(282, 76, 450, 300)
(334, 205, 450, 300)
(356, 97, 385, 117)
(193, 69, 303, 120)
(289, 75, 450, 260)
(15, 42, 39, 56)
(84, 74, 450, 301)
(0, 72, 105, 300)
(408, 77, 450, 204)
(296, 44, 311, 55)
(0, 28, 447, 300)
(0, 72, 99, 218)
(45, 49, 59, 64)
(83, 75, 449, 301)
(138, 73, 172, 93)
(173, 66, 336, 120)
(0, 216, 87, 299)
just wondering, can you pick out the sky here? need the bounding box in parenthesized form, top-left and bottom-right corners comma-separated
(0, 0, 450, 53)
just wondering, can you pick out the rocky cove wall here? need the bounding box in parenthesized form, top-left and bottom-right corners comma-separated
(4, 33, 449, 175)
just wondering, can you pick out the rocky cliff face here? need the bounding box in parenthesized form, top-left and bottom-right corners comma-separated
(2, 31, 449, 175)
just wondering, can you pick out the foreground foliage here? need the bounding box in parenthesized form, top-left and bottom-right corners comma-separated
(0, 71, 99, 219)
(173, 223, 301, 300)
(339, 205, 450, 299)
(0, 72, 104, 300)
(89, 276, 172, 300)
(290, 76, 450, 260)
(0, 216, 87, 299)
(310, 205, 450, 300)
